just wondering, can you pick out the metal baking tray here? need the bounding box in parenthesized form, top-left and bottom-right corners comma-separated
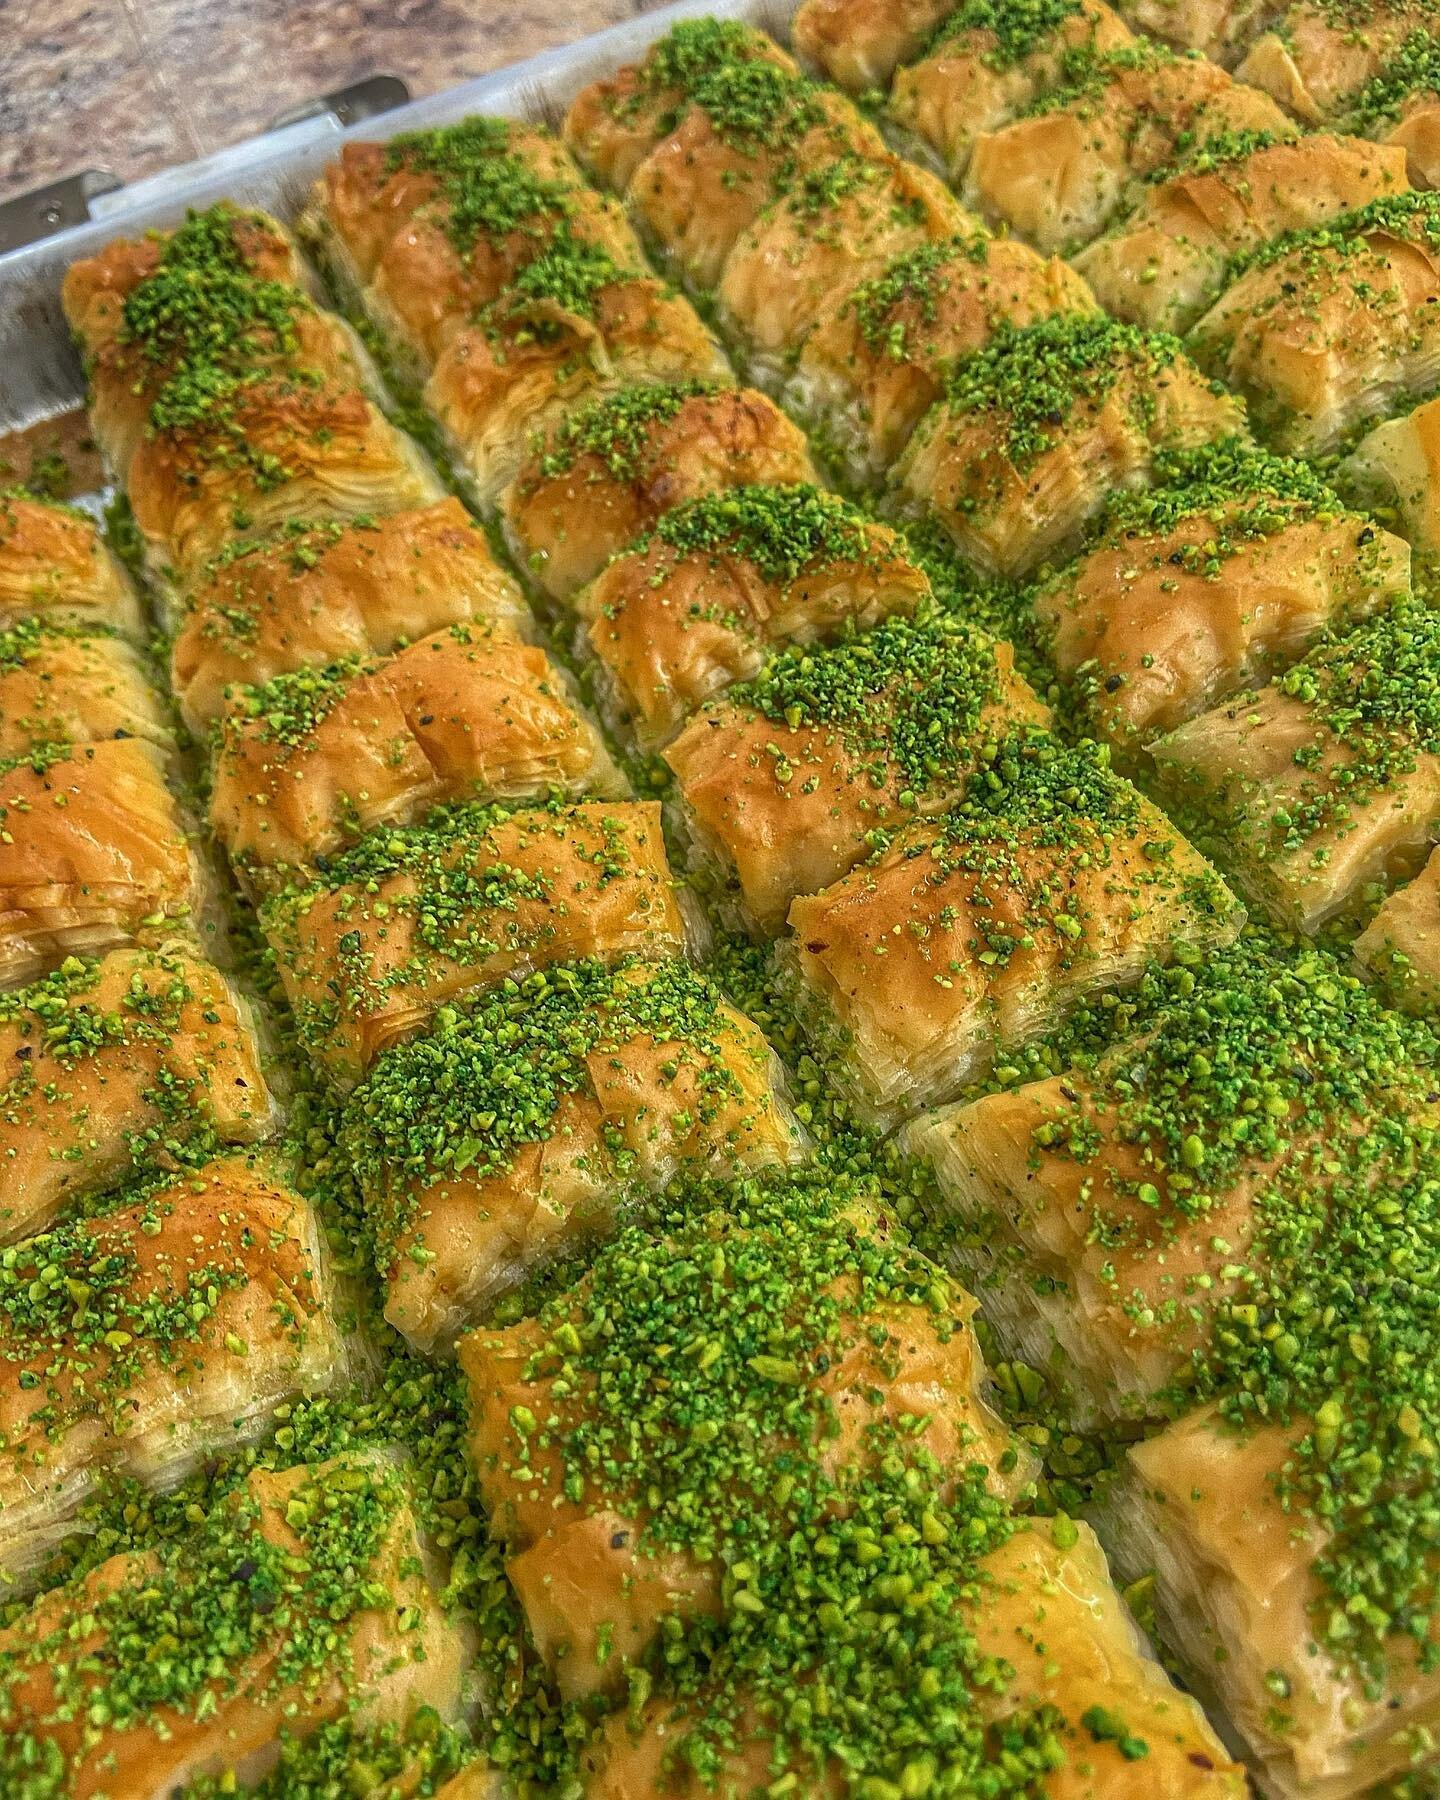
(0, 0, 794, 446)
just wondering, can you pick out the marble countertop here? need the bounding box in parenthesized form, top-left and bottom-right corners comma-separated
(2, 0, 672, 207)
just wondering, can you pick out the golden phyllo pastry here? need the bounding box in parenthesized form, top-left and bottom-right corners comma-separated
(0, 945, 273, 1243)
(0, 492, 144, 640)
(170, 500, 530, 734)
(963, 40, 1289, 252)
(341, 959, 802, 1350)
(261, 799, 689, 1086)
(1342, 387, 1440, 561)
(1111, 0, 1276, 58)
(1032, 442, 1411, 750)
(0, 618, 174, 761)
(575, 485, 929, 749)
(565, 20, 883, 290)
(0, 736, 203, 986)
(895, 313, 1244, 577)
(62, 205, 440, 581)
(426, 241, 729, 509)
(788, 736, 1241, 1123)
(715, 152, 968, 373)
(792, 229, 1098, 484)
(577, 1516, 1241, 1796)
(1126, 1409, 1440, 1798)
(666, 611, 1050, 934)
(1076, 130, 1409, 330)
(0, 1155, 342, 1580)
(791, 0, 957, 91)
(0, 1453, 472, 1796)
(1354, 840, 1440, 1004)
(1154, 598, 1440, 930)
(1236, 0, 1438, 120)
(311, 119, 637, 377)
(890, 0, 1136, 181)
(905, 944, 1433, 1418)
(1339, 26, 1440, 188)
(208, 623, 620, 882)
(458, 1186, 1030, 1701)
(1190, 190, 1440, 453)
(501, 382, 816, 602)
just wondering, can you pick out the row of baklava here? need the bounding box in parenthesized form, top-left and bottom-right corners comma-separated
(18, 104, 1247, 1800)
(0, 500, 444, 1793)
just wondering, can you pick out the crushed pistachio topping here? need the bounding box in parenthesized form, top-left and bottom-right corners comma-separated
(534, 380, 719, 482)
(1222, 188, 1440, 285)
(383, 118, 577, 260)
(341, 958, 763, 1273)
(1342, 28, 1440, 133)
(842, 232, 997, 361)
(0, 1456, 410, 1793)
(927, 0, 1087, 68)
(468, 1177, 1093, 1792)
(726, 610, 1008, 800)
(943, 314, 1185, 468)
(646, 483, 883, 585)
(621, 19, 827, 149)
(1027, 940, 1440, 1676)
(261, 798, 654, 1051)
(116, 206, 312, 478)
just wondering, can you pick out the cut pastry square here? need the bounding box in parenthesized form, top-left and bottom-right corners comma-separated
(501, 382, 816, 602)
(426, 245, 730, 511)
(308, 119, 639, 378)
(578, 1513, 1242, 1796)
(1342, 388, 1440, 562)
(63, 205, 442, 582)
(791, 229, 1099, 485)
(564, 18, 803, 196)
(0, 1154, 344, 1583)
(786, 736, 1242, 1126)
(894, 313, 1244, 578)
(574, 484, 930, 750)
(790, 0, 956, 92)
(1189, 191, 1440, 454)
(0, 945, 274, 1244)
(341, 957, 804, 1351)
(1032, 441, 1412, 751)
(1355, 840, 1440, 1005)
(171, 500, 531, 735)
(1339, 27, 1440, 189)
(262, 798, 692, 1087)
(62, 204, 309, 477)
(0, 618, 175, 761)
(1153, 600, 1440, 932)
(665, 610, 1051, 935)
(0, 737, 207, 986)
(1236, 0, 1439, 121)
(903, 940, 1434, 1424)
(458, 1184, 1031, 1701)
(208, 622, 622, 886)
(564, 20, 882, 290)
(1123, 1408, 1440, 1799)
(963, 41, 1290, 253)
(1111, 0, 1280, 59)
(1075, 130, 1411, 332)
(0, 1452, 473, 1796)
(889, 0, 1136, 183)
(0, 492, 145, 640)
(715, 152, 970, 374)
